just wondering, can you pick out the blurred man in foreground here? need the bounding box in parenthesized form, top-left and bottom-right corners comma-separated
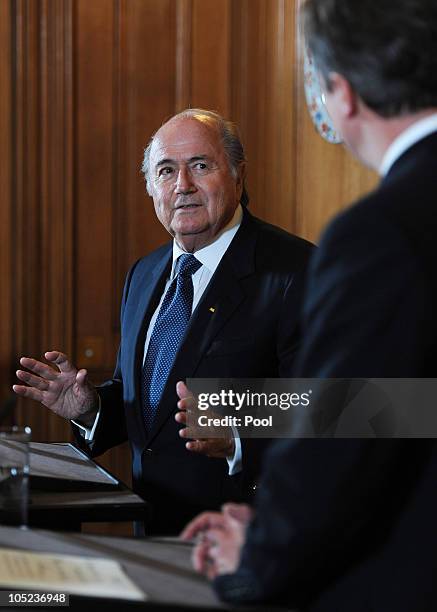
(182, 1, 437, 609)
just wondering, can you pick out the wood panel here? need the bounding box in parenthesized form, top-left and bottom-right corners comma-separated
(75, 0, 117, 370)
(13, 0, 49, 438)
(230, 0, 299, 231)
(8, 0, 75, 440)
(0, 0, 13, 410)
(39, 0, 75, 440)
(191, 0, 232, 115)
(230, 1, 267, 220)
(175, 0, 192, 111)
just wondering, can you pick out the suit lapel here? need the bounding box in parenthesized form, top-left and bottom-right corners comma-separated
(146, 210, 258, 443)
(129, 252, 172, 351)
(131, 248, 172, 428)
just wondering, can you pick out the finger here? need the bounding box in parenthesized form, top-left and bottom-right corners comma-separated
(177, 398, 198, 415)
(176, 381, 194, 401)
(15, 370, 49, 391)
(185, 439, 223, 456)
(191, 540, 203, 573)
(181, 514, 212, 540)
(222, 503, 254, 524)
(206, 561, 218, 580)
(205, 529, 227, 554)
(185, 440, 221, 454)
(179, 424, 196, 438)
(192, 539, 213, 575)
(185, 439, 207, 453)
(44, 351, 76, 374)
(203, 543, 220, 580)
(19, 357, 58, 381)
(176, 396, 189, 411)
(75, 369, 89, 386)
(175, 410, 187, 424)
(12, 384, 44, 403)
(180, 511, 225, 540)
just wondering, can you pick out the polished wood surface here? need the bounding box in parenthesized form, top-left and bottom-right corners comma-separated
(1, 1, 378, 526)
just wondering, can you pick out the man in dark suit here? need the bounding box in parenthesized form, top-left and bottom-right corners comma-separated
(182, 1, 437, 609)
(13, 109, 313, 534)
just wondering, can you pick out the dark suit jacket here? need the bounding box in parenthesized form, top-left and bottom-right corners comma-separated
(75, 209, 314, 534)
(214, 134, 437, 610)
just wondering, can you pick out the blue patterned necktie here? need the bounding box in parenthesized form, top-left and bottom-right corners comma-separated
(141, 253, 202, 432)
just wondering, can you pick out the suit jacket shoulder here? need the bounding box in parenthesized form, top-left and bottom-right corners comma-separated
(246, 211, 315, 269)
(294, 134, 437, 378)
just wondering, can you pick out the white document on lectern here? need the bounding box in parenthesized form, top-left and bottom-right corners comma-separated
(0, 547, 146, 601)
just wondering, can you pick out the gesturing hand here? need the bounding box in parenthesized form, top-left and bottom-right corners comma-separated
(175, 381, 235, 459)
(13, 350, 98, 424)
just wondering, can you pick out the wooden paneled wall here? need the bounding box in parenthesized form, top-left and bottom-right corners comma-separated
(0, 0, 13, 411)
(1, 0, 377, 493)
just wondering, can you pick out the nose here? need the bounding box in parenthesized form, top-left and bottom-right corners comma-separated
(175, 166, 196, 194)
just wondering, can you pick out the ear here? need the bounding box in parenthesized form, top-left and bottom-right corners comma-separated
(326, 72, 358, 118)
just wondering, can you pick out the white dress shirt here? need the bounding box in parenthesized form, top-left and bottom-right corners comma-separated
(143, 204, 243, 358)
(75, 204, 244, 475)
(379, 113, 437, 176)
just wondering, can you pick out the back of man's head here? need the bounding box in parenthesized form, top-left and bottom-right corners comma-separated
(302, 0, 437, 118)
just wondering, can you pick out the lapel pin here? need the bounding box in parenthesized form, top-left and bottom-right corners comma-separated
(209, 307, 216, 313)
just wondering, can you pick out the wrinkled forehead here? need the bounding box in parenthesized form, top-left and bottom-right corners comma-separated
(149, 117, 225, 167)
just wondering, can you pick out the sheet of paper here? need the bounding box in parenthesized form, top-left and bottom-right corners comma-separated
(29, 443, 118, 485)
(0, 547, 146, 601)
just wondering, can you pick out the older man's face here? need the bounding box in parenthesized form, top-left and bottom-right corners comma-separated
(148, 117, 244, 252)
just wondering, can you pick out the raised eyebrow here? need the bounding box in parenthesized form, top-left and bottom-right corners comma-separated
(154, 155, 210, 168)
(188, 155, 210, 163)
(155, 158, 176, 168)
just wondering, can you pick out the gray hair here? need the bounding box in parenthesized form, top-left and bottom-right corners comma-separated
(141, 108, 249, 207)
(302, 0, 437, 118)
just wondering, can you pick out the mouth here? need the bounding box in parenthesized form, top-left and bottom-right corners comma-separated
(175, 203, 202, 211)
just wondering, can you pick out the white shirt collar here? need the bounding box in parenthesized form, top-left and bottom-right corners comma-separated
(380, 113, 437, 177)
(171, 204, 243, 278)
